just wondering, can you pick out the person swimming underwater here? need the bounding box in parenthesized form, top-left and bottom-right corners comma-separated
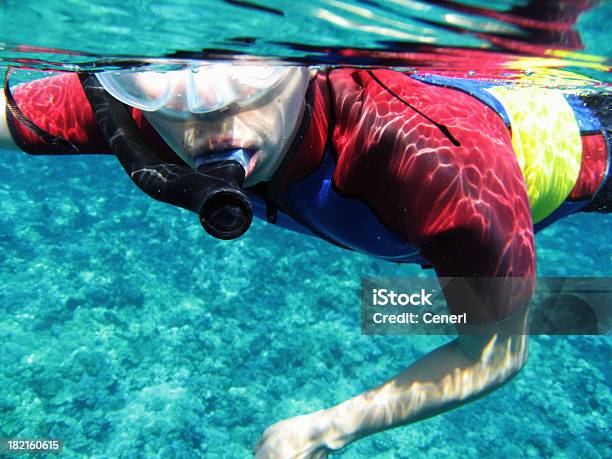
(0, 62, 610, 458)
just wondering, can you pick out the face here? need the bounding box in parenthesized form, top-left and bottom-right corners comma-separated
(142, 66, 314, 187)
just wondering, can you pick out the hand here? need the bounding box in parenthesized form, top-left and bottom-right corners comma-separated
(254, 411, 336, 459)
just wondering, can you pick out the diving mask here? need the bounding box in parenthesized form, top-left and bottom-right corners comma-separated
(97, 63, 291, 117)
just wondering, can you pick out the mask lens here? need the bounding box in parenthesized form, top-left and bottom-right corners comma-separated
(227, 65, 289, 106)
(230, 65, 288, 89)
(99, 63, 291, 115)
(98, 70, 173, 111)
(187, 65, 239, 113)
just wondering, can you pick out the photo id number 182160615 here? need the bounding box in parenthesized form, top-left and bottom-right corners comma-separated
(1, 439, 63, 453)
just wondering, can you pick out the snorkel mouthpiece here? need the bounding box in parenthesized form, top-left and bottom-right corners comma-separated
(194, 148, 252, 170)
(195, 158, 253, 240)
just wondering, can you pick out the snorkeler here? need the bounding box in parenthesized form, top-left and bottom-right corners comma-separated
(0, 62, 610, 458)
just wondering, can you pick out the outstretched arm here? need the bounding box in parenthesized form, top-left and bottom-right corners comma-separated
(255, 69, 536, 458)
(1, 72, 185, 165)
(0, 73, 112, 155)
(0, 72, 178, 159)
(255, 312, 528, 457)
(255, 278, 533, 459)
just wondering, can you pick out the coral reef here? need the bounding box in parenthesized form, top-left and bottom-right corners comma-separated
(0, 154, 609, 458)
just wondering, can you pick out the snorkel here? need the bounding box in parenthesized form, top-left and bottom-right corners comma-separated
(80, 73, 253, 240)
(81, 62, 311, 239)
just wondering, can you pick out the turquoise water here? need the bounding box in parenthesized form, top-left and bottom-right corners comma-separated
(0, 1, 611, 458)
(0, 0, 610, 79)
(0, 154, 610, 458)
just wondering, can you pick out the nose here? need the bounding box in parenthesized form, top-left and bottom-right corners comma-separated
(187, 68, 237, 114)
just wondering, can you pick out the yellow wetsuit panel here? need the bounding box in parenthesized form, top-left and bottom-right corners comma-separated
(487, 87, 582, 224)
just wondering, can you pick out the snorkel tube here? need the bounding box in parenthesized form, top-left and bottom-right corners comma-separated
(80, 74, 253, 240)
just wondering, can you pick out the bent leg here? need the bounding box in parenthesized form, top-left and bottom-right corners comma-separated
(581, 93, 611, 213)
(585, 170, 612, 213)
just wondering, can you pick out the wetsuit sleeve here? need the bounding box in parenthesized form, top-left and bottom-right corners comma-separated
(329, 69, 536, 323)
(6, 73, 111, 154)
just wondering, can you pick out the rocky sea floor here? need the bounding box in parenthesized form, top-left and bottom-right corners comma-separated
(0, 153, 610, 458)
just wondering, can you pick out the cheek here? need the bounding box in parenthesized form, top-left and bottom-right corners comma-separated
(241, 106, 284, 143)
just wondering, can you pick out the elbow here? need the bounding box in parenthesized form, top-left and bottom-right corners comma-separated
(508, 350, 528, 382)
(500, 334, 529, 386)
(478, 331, 530, 391)
(513, 340, 529, 375)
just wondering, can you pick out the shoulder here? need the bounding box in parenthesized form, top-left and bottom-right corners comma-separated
(7, 73, 105, 154)
(12, 73, 86, 107)
(326, 68, 523, 234)
(327, 69, 514, 175)
(323, 69, 537, 321)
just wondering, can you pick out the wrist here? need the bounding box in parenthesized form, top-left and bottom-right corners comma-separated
(316, 402, 362, 451)
(0, 96, 19, 151)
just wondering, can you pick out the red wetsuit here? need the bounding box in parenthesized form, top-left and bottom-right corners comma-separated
(6, 71, 609, 323)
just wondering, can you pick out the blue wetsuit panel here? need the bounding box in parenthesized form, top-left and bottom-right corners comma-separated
(285, 149, 425, 263)
(534, 199, 590, 233)
(245, 190, 316, 237)
(564, 94, 602, 132)
(410, 74, 510, 125)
